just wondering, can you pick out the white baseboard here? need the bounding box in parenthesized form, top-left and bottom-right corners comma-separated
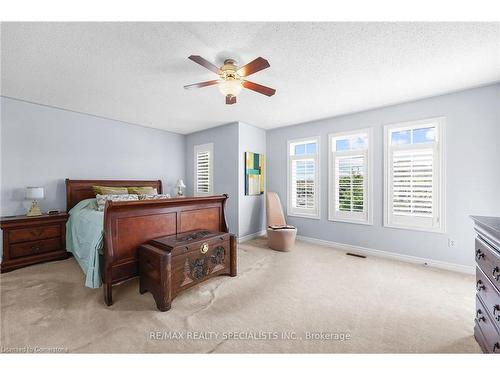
(238, 230, 267, 243)
(296, 235, 474, 275)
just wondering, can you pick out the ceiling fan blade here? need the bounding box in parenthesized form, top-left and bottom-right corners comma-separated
(242, 80, 276, 97)
(226, 95, 237, 105)
(237, 57, 270, 77)
(184, 80, 220, 90)
(188, 55, 220, 74)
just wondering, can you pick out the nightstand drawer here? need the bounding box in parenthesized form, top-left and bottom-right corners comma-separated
(1, 213, 68, 273)
(9, 225, 61, 244)
(10, 238, 62, 258)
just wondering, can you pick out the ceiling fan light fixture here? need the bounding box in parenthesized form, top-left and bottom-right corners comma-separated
(185, 55, 275, 104)
(218, 79, 243, 97)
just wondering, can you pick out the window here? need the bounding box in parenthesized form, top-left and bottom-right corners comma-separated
(328, 129, 372, 224)
(384, 118, 445, 232)
(287, 137, 320, 218)
(194, 143, 213, 196)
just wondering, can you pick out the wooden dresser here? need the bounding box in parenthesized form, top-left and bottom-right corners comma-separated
(472, 216, 500, 353)
(0, 213, 69, 272)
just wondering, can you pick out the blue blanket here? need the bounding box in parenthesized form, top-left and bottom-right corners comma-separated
(66, 199, 104, 288)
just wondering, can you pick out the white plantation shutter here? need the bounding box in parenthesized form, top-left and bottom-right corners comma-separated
(391, 148, 434, 218)
(384, 118, 444, 232)
(287, 137, 320, 218)
(194, 143, 213, 196)
(196, 151, 210, 193)
(291, 159, 316, 209)
(335, 154, 365, 213)
(329, 130, 371, 224)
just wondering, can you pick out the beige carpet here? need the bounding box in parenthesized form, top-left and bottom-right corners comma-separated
(0, 237, 480, 353)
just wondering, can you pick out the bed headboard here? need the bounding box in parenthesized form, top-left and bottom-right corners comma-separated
(65, 179, 162, 211)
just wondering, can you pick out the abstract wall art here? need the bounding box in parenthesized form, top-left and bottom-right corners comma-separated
(245, 152, 265, 196)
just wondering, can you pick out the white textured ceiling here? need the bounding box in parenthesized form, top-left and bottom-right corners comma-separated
(1, 22, 499, 134)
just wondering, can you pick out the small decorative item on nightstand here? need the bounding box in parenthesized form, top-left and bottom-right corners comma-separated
(26, 187, 44, 216)
(176, 179, 186, 197)
(0, 212, 69, 272)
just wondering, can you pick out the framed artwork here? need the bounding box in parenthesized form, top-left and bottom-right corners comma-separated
(245, 152, 265, 195)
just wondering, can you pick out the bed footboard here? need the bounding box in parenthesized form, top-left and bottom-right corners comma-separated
(102, 195, 228, 306)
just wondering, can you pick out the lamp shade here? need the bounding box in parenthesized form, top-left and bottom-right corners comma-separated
(176, 179, 186, 188)
(218, 79, 243, 97)
(26, 187, 44, 200)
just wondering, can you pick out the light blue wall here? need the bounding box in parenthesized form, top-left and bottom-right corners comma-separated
(185, 121, 267, 238)
(2, 83, 499, 266)
(0, 97, 185, 216)
(0, 98, 265, 240)
(266, 84, 500, 267)
(185, 122, 240, 234)
(238, 122, 266, 237)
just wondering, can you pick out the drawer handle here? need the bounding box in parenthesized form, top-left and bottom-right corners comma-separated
(494, 343, 500, 353)
(475, 309, 485, 323)
(31, 245, 41, 252)
(476, 249, 484, 260)
(493, 267, 500, 281)
(476, 280, 485, 292)
(200, 243, 209, 254)
(494, 305, 500, 322)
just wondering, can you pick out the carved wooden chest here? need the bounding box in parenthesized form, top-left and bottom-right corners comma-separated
(138, 230, 237, 311)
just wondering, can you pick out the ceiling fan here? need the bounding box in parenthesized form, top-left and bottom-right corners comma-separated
(184, 55, 276, 105)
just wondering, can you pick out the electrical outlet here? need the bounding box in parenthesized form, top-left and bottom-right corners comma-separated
(448, 239, 456, 248)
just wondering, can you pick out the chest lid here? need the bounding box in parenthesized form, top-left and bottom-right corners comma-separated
(149, 230, 229, 254)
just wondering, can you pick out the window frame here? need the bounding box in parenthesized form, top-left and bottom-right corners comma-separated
(328, 128, 373, 225)
(287, 136, 321, 219)
(193, 142, 214, 197)
(383, 117, 446, 233)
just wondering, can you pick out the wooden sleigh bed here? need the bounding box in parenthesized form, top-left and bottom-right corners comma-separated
(65, 179, 229, 306)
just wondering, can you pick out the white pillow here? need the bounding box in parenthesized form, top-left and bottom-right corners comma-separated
(96, 194, 139, 211)
(138, 193, 171, 200)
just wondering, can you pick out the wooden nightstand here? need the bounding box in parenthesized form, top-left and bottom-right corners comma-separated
(0, 213, 69, 273)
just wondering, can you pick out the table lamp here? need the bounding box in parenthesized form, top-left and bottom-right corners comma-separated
(26, 187, 44, 216)
(176, 179, 186, 197)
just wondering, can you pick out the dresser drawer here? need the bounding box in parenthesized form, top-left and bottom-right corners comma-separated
(476, 267, 500, 332)
(475, 237, 500, 290)
(475, 324, 488, 353)
(9, 224, 61, 244)
(10, 237, 62, 259)
(475, 296, 500, 353)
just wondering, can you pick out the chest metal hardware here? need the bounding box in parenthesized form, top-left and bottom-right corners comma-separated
(200, 242, 209, 254)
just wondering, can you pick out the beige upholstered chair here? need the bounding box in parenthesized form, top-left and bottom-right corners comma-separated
(266, 192, 297, 251)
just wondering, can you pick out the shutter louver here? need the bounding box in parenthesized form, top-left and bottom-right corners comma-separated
(196, 150, 210, 194)
(291, 159, 315, 210)
(392, 148, 434, 218)
(335, 155, 365, 213)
